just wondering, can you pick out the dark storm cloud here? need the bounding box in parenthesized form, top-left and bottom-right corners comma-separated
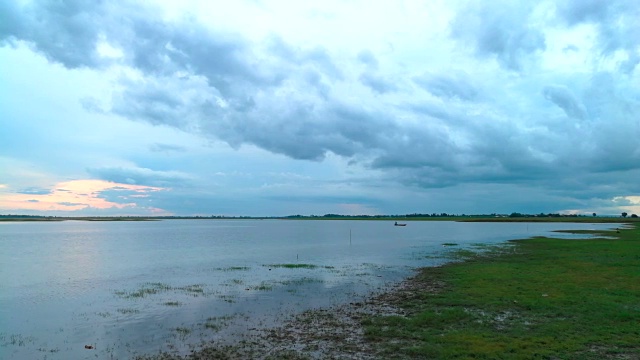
(549, 170, 640, 200)
(110, 76, 216, 130)
(0, 0, 104, 68)
(204, 101, 393, 161)
(0, 1, 463, 170)
(0, 0, 269, 91)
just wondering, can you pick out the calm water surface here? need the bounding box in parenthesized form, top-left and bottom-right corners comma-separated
(0, 220, 613, 359)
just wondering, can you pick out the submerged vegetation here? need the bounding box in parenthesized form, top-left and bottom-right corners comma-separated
(265, 263, 335, 270)
(114, 283, 205, 299)
(216, 266, 251, 271)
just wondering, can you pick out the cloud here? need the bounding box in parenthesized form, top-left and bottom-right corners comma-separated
(87, 166, 193, 187)
(556, 0, 640, 72)
(149, 143, 187, 153)
(0, 179, 166, 214)
(543, 85, 587, 119)
(450, 1, 546, 71)
(1, 1, 390, 163)
(359, 72, 398, 94)
(356, 50, 378, 69)
(0, 1, 103, 68)
(1, 0, 638, 217)
(413, 72, 478, 101)
(111, 74, 218, 130)
(57, 201, 85, 207)
(17, 187, 51, 195)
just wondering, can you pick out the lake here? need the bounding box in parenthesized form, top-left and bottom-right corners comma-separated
(0, 219, 613, 359)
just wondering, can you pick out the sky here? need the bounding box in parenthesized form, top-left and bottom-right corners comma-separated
(1, 0, 639, 217)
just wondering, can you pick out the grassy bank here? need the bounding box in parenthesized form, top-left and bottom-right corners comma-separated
(364, 223, 640, 359)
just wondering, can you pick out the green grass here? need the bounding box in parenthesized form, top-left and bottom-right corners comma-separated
(364, 224, 640, 359)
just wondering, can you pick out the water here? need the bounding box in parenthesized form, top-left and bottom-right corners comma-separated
(0, 219, 613, 359)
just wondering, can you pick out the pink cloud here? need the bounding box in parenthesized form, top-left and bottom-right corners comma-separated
(0, 180, 167, 213)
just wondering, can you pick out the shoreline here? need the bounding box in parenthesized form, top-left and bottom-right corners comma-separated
(135, 266, 437, 359)
(136, 222, 638, 359)
(2, 216, 638, 223)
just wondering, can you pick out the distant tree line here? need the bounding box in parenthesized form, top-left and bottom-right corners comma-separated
(286, 212, 639, 219)
(0, 214, 50, 218)
(509, 212, 580, 218)
(2, 212, 637, 220)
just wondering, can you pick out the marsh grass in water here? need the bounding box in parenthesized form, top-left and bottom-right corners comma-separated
(278, 277, 324, 286)
(248, 282, 274, 291)
(203, 315, 235, 332)
(216, 266, 251, 271)
(114, 282, 171, 298)
(178, 284, 204, 296)
(265, 263, 335, 269)
(175, 327, 191, 334)
(162, 301, 182, 307)
(1, 333, 36, 347)
(218, 294, 236, 303)
(364, 224, 640, 359)
(440, 242, 518, 261)
(174, 327, 192, 341)
(115, 283, 206, 299)
(229, 278, 244, 285)
(117, 308, 140, 314)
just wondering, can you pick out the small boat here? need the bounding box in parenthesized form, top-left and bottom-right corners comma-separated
(394, 222, 407, 226)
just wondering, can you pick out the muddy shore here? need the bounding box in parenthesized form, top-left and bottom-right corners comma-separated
(135, 268, 444, 360)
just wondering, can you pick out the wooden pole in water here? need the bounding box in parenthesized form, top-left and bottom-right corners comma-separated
(350, 229, 352, 245)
